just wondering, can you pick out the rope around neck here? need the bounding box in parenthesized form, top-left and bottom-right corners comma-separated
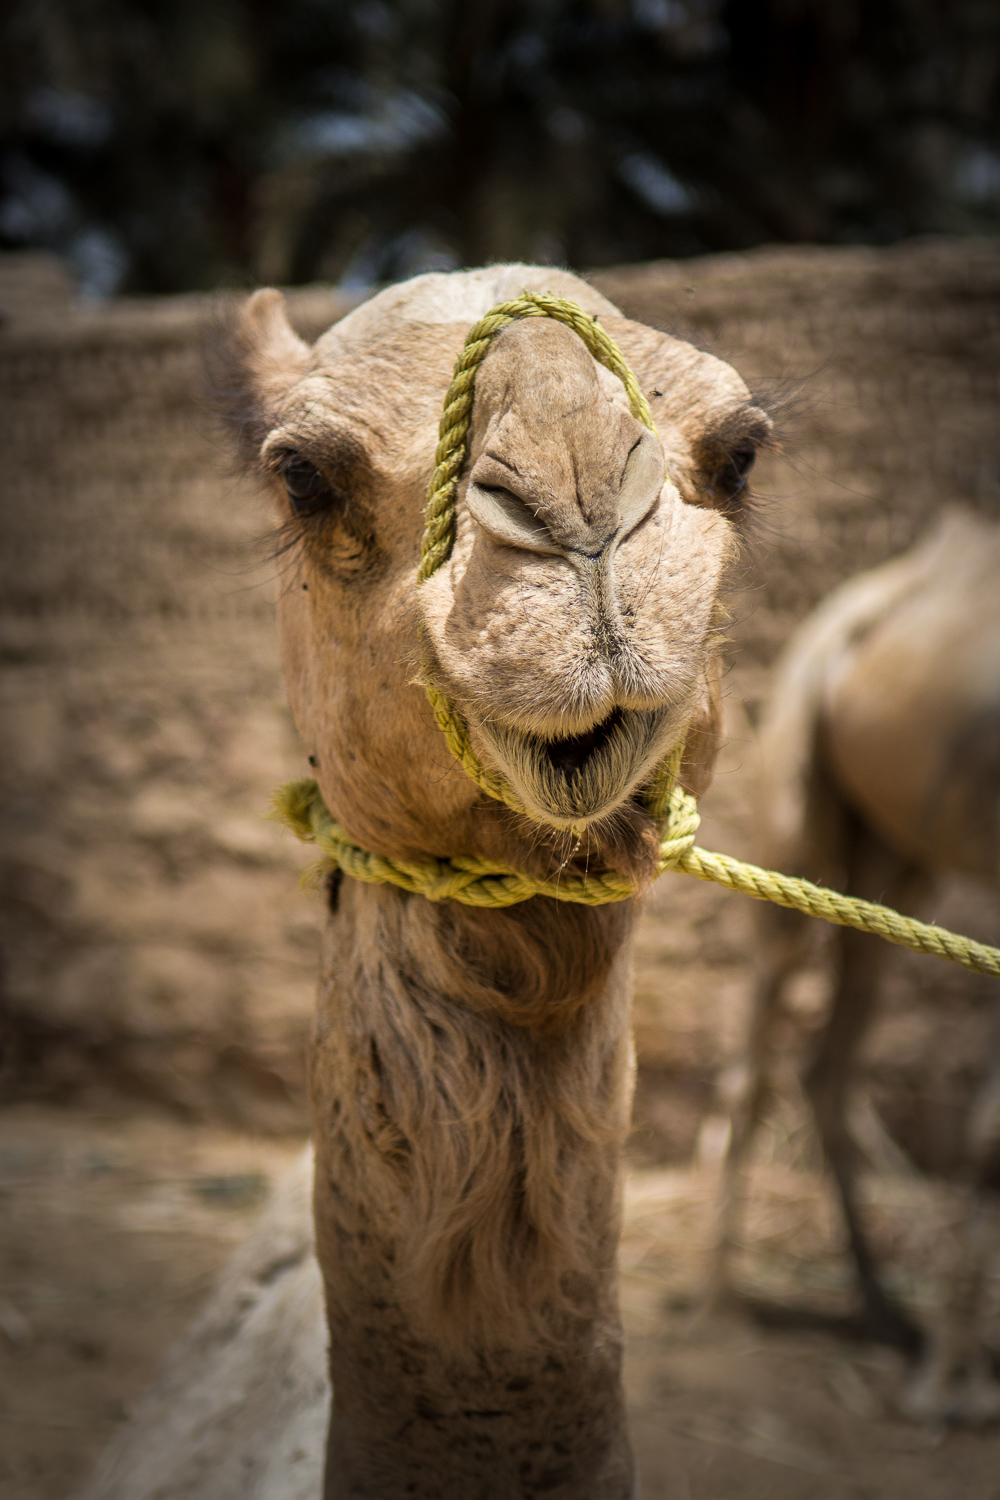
(272, 776, 1000, 977)
(271, 293, 1000, 981)
(272, 756, 695, 910)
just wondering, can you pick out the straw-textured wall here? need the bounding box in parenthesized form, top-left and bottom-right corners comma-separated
(0, 265, 357, 1126)
(1, 240, 997, 1143)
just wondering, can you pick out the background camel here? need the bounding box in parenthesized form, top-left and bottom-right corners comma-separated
(185, 262, 766, 1497)
(711, 507, 1000, 1425)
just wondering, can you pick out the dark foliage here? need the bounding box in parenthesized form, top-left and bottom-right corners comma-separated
(1, 1, 998, 296)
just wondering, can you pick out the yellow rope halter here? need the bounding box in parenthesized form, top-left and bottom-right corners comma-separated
(271, 293, 1000, 982)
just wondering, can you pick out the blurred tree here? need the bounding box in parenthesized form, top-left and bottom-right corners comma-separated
(1, 0, 997, 296)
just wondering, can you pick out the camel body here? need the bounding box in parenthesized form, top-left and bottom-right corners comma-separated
(714, 506, 1000, 1423)
(81, 263, 768, 1497)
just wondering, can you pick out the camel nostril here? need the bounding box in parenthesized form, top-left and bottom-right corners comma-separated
(466, 481, 559, 554)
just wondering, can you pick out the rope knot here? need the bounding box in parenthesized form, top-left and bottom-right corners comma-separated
(654, 783, 702, 873)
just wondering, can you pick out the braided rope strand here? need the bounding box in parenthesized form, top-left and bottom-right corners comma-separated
(270, 779, 638, 909)
(673, 846, 1000, 979)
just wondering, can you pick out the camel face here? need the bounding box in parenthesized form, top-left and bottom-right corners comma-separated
(216, 267, 765, 857)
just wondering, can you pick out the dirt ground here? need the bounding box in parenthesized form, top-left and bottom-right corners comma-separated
(2, 1103, 999, 1500)
(1, 242, 999, 1495)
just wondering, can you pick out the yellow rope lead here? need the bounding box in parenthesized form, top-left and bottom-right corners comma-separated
(271, 778, 1000, 978)
(270, 290, 1000, 983)
(672, 846, 1000, 978)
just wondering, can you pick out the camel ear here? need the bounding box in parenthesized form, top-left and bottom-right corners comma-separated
(241, 288, 311, 381)
(204, 288, 311, 468)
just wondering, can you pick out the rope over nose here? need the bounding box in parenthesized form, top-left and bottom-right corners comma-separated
(417, 291, 657, 588)
(416, 291, 677, 825)
(271, 294, 1000, 982)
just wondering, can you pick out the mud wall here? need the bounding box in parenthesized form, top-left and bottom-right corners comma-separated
(0, 268, 357, 1127)
(1, 240, 998, 1143)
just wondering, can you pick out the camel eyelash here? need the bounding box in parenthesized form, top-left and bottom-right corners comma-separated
(277, 454, 349, 518)
(263, 467, 375, 579)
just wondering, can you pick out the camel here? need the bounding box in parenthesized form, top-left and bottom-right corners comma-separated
(709, 506, 1000, 1425)
(108, 261, 762, 1500)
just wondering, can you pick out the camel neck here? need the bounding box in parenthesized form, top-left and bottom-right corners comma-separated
(310, 879, 638, 1498)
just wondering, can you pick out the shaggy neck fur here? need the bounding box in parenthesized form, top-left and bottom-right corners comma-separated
(311, 876, 637, 1499)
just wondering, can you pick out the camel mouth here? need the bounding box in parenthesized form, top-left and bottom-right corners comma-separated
(540, 708, 626, 781)
(475, 704, 676, 829)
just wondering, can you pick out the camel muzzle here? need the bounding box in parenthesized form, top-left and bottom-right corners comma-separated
(475, 703, 676, 828)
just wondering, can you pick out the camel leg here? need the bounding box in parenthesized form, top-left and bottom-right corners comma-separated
(704, 900, 811, 1306)
(902, 1003, 1000, 1423)
(804, 824, 925, 1350)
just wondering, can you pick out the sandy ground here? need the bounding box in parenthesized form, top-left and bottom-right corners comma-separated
(2, 1103, 999, 1499)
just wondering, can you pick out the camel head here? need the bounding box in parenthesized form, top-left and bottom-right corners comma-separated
(212, 266, 770, 881)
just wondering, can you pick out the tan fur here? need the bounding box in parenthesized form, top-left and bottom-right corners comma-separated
(312, 882, 634, 1345)
(712, 507, 1000, 1426)
(210, 263, 765, 1496)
